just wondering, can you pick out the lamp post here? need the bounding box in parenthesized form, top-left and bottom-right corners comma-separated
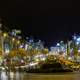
(2, 32, 8, 56)
(0, 23, 5, 56)
(73, 35, 79, 62)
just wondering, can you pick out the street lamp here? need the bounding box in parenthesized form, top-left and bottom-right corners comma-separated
(76, 37, 80, 42)
(3, 33, 8, 37)
(56, 43, 60, 46)
(17, 40, 20, 44)
(12, 38, 15, 42)
(11, 38, 16, 50)
(1, 33, 8, 55)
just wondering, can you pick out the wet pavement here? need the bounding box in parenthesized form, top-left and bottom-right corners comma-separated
(0, 71, 80, 80)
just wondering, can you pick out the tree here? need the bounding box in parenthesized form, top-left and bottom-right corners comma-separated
(41, 48, 49, 55)
(8, 50, 17, 58)
(17, 48, 26, 57)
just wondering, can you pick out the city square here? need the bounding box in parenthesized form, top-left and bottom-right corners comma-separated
(0, 0, 80, 79)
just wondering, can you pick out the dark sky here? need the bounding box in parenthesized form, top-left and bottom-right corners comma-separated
(0, 0, 80, 47)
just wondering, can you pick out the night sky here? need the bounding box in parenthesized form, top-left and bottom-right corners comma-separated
(0, 0, 80, 47)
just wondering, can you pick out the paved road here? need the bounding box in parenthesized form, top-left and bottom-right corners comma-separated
(0, 71, 80, 80)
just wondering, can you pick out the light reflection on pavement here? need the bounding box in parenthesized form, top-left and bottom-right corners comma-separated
(0, 70, 25, 80)
(0, 70, 80, 80)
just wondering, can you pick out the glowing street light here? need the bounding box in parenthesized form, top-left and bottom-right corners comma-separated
(17, 40, 20, 44)
(73, 35, 77, 40)
(12, 38, 15, 42)
(56, 43, 60, 46)
(76, 42, 79, 45)
(77, 37, 80, 42)
(3, 33, 8, 37)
